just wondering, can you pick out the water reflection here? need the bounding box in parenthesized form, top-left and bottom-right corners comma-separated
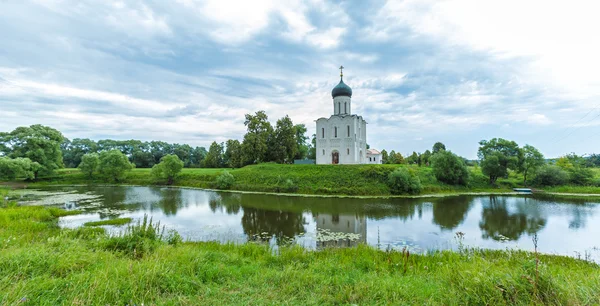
(431, 196, 473, 231)
(43, 186, 600, 261)
(479, 197, 546, 241)
(149, 188, 184, 216)
(241, 208, 307, 244)
(315, 213, 366, 248)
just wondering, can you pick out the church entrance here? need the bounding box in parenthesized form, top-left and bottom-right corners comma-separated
(332, 151, 339, 164)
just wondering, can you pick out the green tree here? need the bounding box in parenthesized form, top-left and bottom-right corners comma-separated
(62, 138, 98, 168)
(0, 125, 65, 180)
(293, 124, 309, 160)
(241, 111, 273, 164)
(381, 149, 389, 164)
(430, 151, 469, 186)
(307, 134, 316, 160)
(98, 150, 134, 182)
(204, 142, 224, 168)
(151, 154, 184, 185)
(421, 150, 432, 166)
(270, 115, 297, 163)
(78, 153, 99, 178)
(407, 151, 419, 165)
(478, 138, 521, 184)
(480, 151, 507, 184)
(0, 157, 40, 180)
(224, 139, 242, 168)
(190, 146, 207, 167)
(432, 142, 446, 154)
(520, 145, 545, 185)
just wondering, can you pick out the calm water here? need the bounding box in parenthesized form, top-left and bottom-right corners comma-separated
(28, 186, 600, 261)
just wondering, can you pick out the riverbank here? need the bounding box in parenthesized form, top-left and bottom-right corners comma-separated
(7, 163, 599, 199)
(0, 204, 598, 305)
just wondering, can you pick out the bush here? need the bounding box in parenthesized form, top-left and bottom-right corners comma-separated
(151, 154, 184, 185)
(276, 176, 298, 193)
(430, 151, 469, 186)
(78, 153, 99, 179)
(0, 157, 40, 181)
(215, 171, 235, 189)
(98, 150, 134, 182)
(568, 168, 594, 186)
(387, 167, 422, 195)
(532, 165, 569, 186)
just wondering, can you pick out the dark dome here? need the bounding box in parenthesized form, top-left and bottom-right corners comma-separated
(331, 78, 352, 98)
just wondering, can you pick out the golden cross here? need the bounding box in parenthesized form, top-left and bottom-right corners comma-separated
(339, 65, 344, 77)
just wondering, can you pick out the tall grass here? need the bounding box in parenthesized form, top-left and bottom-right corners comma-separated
(0, 205, 599, 305)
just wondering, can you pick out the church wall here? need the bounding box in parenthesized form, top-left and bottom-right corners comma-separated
(316, 115, 367, 165)
(333, 96, 351, 115)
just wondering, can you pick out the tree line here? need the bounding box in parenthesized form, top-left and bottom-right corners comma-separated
(381, 138, 600, 190)
(0, 111, 311, 180)
(1, 120, 598, 188)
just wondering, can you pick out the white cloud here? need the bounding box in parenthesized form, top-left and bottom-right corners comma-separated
(367, 0, 600, 97)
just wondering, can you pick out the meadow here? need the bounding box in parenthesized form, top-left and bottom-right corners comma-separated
(22, 163, 600, 197)
(0, 201, 598, 305)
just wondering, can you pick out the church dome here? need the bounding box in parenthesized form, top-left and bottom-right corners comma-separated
(331, 78, 352, 98)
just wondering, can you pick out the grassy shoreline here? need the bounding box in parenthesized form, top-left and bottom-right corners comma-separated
(4, 164, 598, 199)
(0, 204, 599, 305)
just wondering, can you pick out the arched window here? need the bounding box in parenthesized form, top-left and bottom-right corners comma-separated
(334, 127, 337, 138)
(347, 148, 349, 155)
(347, 125, 350, 137)
(321, 128, 324, 138)
(322, 149, 325, 155)
(338, 102, 340, 113)
(344, 102, 347, 113)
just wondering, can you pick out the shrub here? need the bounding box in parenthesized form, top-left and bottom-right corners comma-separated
(532, 165, 569, 186)
(151, 154, 184, 185)
(0, 157, 40, 181)
(215, 171, 235, 189)
(78, 153, 99, 179)
(387, 167, 422, 195)
(98, 150, 134, 182)
(430, 151, 469, 186)
(276, 177, 298, 193)
(568, 167, 594, 186)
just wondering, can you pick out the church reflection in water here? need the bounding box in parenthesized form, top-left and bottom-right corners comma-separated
(315, 213, 367, 248)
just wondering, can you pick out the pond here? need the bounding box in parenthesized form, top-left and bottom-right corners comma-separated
(14, 186, 600, 261)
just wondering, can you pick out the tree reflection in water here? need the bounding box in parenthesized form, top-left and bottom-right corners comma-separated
(149, 187, 184, 216)
(241, 207, 307, 245)
(208, 193, 242, 215)
(479, 196, 546, 241)
(432, 196, 474, 231)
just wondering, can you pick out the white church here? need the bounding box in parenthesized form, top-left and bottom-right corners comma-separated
(316, 67, 382, 165)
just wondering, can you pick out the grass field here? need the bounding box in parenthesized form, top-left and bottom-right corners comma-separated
(6, 163, 600, 196)
(0, 203, 598, 305)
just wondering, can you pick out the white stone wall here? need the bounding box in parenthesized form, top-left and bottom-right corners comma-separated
(366, 153, 382, 164)
(316, 114, 367, 165)
(333, 96, 351, 115)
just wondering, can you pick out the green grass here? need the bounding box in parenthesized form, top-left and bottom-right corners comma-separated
(7, 163, 600, 197)
(0, 204, 599, 305)
(83, 217, 132, 227)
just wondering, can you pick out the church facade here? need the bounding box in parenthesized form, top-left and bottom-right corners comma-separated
(316, 67, 368, 164)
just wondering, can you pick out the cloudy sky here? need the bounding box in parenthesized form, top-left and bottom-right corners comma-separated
(1, 0, 599, 159)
